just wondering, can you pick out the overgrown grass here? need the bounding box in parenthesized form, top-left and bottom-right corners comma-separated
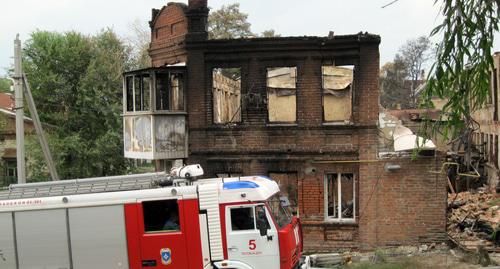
(341, 259, 423, 269)
(340, 250, 423, 269)
(342, 261, 416, 269)
(488, 198, 500, 207)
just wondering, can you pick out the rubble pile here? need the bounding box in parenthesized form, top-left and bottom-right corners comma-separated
(448, 191, 500, 251)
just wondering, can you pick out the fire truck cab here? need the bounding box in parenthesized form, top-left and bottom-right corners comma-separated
(0, 169, 307, 269)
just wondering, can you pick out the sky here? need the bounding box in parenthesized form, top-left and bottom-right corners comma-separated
(1, 0, 499, 77)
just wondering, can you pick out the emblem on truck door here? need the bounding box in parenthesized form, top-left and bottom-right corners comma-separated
(160, 248, 172, 265)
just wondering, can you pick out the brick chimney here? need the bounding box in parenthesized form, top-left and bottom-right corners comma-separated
(188, 0, 207, 9)
(186, 0, 209, 41)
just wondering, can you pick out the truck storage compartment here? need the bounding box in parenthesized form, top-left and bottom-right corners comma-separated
(68, 205, 129, 269)
(16, 209, 70, 269)
(0, 213, 16, 268)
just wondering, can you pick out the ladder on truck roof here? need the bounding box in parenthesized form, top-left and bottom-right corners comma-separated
(0, 172, 167, 201)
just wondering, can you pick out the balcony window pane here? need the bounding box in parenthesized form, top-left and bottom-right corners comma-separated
(156, 72, 170, 111)
(126, 76, 134, 112)
(170, 73, 184, 111)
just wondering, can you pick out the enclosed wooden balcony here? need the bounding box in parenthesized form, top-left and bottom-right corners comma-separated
(122, 66, 187, 160)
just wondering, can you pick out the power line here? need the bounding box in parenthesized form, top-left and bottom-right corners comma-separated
(382, 0, 402, 8)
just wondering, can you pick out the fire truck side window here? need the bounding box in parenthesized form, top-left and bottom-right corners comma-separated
(230, 207, 255, 231)
(142, 199, 180, 233)
(255, 205, 270, 230)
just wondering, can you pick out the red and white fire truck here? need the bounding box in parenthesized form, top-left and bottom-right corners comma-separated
(0, 165, 309, 269)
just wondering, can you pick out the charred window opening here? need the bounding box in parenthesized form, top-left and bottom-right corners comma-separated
(494, 68, 498, 121)
(156, 72, 184, 111)
(491, 134, 494, 162)
(495, 135, 499, 168)
(325, 173, 356, 222)
(125, 74, 150, 112)
(322, 65, 354, 122)
(212, 68, 241, 124)
(267, 67, 297, 123)
(143, 199, 180, 233)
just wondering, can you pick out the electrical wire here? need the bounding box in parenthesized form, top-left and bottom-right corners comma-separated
(381, 0, 402, 8)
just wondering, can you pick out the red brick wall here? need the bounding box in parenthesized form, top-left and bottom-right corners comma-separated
(359, 158, 447, 249)
(298, 158, 446, 252)
(149, 3, 188, 66)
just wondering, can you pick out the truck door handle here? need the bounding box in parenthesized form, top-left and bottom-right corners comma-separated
(142, 260, 157, 267)
(228, 246, 238, 252)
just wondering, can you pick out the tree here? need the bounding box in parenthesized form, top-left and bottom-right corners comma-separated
(260, 29, 281, 38)
(125, 19, 151, 69)
(400, 36, 431, 108)
(380, 36, 431, 109)
(380, 54, 410, 109)
(208, 3, 253, 39)
(208, 3, 280, 39)
(421, 1, 500, 140)
(23, 29, 131, 181)
(0, 78, 12, 93)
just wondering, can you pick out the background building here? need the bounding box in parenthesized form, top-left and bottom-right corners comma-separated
(0, 93, 36, 186)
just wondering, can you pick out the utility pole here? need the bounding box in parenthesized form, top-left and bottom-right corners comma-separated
(23, 77, 59, 181)
(13, 34, 26, 184)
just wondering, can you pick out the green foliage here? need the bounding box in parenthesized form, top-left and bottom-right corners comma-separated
(260, 29, 281, 38)
(208, 3, 253, 39)
(381, 36, 431, 109)
(421, 0, 500, 139)
(126, 19, 151, 70)
(380, 54, 410, 109)
(342, 261, 417, 269)
(23, 29, 132, 180)
(488, 198, 500, 206)
(0, 77, 12, 93)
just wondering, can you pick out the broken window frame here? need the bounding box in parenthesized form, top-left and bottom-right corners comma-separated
(324, 173, 357, 223)
(266, 66, 298, 124)
(155, 70, 185, 112)
(321, 65, 354, 124)
(124, 72, 152, 113)
(123, 67, 186, 114)
(212, 67, 242, 124)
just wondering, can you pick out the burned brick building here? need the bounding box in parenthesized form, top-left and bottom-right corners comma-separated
(123, 0, 447, 251)
(471, 52, 500, 191)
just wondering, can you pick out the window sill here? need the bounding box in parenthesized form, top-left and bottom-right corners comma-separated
(122, 111, 187, 116)
(266, 123, 298, 127)
(212, 122, 242, 127)
(301, 220, 358, 227)
(322, 121, 353, 126)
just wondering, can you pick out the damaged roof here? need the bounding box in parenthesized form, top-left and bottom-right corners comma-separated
(187, 32, 381, 48)
(386, 109, 443, 122)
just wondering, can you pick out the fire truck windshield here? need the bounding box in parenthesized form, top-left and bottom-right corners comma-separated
(268, 194, 292, 228)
